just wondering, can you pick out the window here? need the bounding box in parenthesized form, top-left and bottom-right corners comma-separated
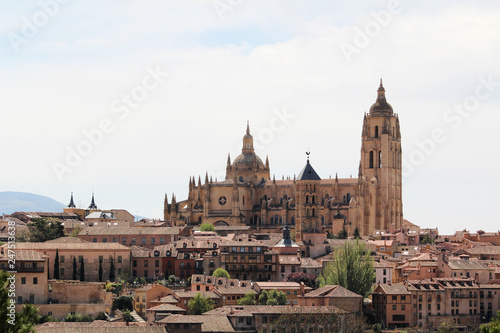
(21, 277, 26, 284)
(155, 260, 159, 267)
(401, 295, 406, 301)
(428, 304, 431, 311)
(60, 256, 65, 263)
(33, 277, 38, 285)
(17, 296, 22, 304)
(60, 268, 65, 275)
(392, 296, 397, 301)
(133, 260, 137, 267)
(383, 269, 386, 275)
(142, 238, 146, 245)
(232, 247, 237, 252)
(380, 247, 385, 251)
(375, 125, 379, 138)
(393, 305, 397, 310)
(240, 247, 245, 253)
(113, 237, 117, 242)
(418, 295, 422, 302)
(103, 238, 107, 243)
(118, 256, 122, 263)
(401, 304, 405, 310)
(151, 238, 155, 245)
(93, 238, 97, 242)
(369, 151, 374, 168)
(160, 237, 165, 244)
(122, 238, 127, 245)
(131, 238, 136, 245)
(144, 261, 148, 267)
(29, 294, 34, 303)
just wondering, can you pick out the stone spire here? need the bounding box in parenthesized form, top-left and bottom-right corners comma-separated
(88, 193, 97, 210)
(242, 121, 254, 154)
(67, 192, 76, 208)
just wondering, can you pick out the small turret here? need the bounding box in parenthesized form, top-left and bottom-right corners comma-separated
(67, 192, 76, 208)
(88, 193, 97, 210)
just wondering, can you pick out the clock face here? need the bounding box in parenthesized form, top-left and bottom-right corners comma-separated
(218, 196, 227, 206)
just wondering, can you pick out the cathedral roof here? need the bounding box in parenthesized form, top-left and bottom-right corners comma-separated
(233, 153, 265, 167)
(297, 159, 321, 181)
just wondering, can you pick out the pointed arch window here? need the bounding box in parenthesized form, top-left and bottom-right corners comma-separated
(379, 151, 382, 168)
(375, 126, 379, 138)
(369, 151, 374, 168)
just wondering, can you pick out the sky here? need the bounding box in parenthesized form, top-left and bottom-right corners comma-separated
(1, 0, 499, 235)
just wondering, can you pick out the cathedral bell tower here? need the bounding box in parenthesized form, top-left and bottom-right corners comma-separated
(295, 154, 322, 243)
(358, 80, 403, 235)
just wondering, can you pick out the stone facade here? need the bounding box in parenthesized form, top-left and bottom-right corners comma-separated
(165, 82, 403, 239)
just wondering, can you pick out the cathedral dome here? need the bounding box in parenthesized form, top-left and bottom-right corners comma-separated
(233, 153, 265, 168)
(369, 79, 393, 114)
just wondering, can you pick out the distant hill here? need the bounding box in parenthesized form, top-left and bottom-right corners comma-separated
(0, 191, 65, 215)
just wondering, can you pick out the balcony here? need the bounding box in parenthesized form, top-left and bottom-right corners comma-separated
(17, 267, 44, 273)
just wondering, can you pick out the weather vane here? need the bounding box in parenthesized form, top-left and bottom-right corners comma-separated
(306, 149, 310, 161)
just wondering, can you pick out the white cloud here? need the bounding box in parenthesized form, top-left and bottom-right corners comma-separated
(0, 1, 499, 234)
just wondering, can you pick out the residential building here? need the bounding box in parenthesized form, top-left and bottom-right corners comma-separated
(372, 283, 412, 328)
(298, 285, 363, 313)
(0, 249, 48, 305)
(78, 226, 182, 249)
(134, 283, 172, 316)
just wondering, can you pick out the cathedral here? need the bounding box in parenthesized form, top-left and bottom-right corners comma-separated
(164, 81, 403, 240)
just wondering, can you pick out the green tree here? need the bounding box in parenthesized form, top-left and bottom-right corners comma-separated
(54, 249, 60, 279)
(258, 289, 287, 305)
(353, 227, 360, 239)
(109, 257, 115, 282)
(337, 228, 348, 239)
(64, 313, 94, 322)
(188, 293, 214, 315)
(98, 260, 103, 282)
(199, 223, 215, 232)
(79, 257, 85, 281)
(72, 257, 77, 280)
(237, 292, 256, 305)
(27, 217, 65, 242)
(481, 310, 500, 333)
(212, 268, 230, 278)
(317, 239, 375, 298)
(122, 309, 134, 323)
(0, 270, 39, 332)
(421, 234, 434, 244)
(112, 295, 134, 311)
